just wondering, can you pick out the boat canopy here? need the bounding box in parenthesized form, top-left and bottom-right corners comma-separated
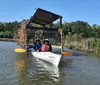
(26, 8, 62, 30)
(25, 8, 63, 50)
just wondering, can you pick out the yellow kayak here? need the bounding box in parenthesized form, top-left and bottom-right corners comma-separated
(15, 48, 26, 52)
(62, 52, 72, 56)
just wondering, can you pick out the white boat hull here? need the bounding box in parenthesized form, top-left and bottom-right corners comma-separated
(31, 52, 61, 66)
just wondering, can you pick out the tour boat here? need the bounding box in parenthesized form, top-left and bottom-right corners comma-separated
(26, 8, 63, 67)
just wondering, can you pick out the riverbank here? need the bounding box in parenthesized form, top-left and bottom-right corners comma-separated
(64, 35, 100, 56)
(1, 36, 100, 57)
(0, 38, 16, 42)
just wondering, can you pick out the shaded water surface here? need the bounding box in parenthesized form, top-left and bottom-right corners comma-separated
(0, 41, 100, 85)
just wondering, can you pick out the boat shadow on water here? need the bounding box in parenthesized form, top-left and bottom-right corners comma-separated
(33, 57, 60, 78)
(15, 52, 61, 85)
(15, 47, 84, 85)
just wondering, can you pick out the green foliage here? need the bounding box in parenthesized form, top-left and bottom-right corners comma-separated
(62, 21, 92, 37)
(94, 39, 100, 56)
(92, 25, 100, 38)
(0, 31, 11, 38)
(63, 22, 71, 35)
(1, 20, 100, 39)
(53, 20, 100, 38)
(0, 21, 20, 38)
(0, 22, 5, 31)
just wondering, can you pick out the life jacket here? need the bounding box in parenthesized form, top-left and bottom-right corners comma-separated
(41, 44, 50, 52)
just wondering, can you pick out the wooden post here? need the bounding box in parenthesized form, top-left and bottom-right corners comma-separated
(26, 28, 28, 55)
(42, 30, 44, 40)
(60, 17, 63, 53)
(42, 25, 45, 41)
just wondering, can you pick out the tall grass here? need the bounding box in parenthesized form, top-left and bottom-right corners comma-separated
(64, 34, 100, 56)
(94, 40, 100, 56)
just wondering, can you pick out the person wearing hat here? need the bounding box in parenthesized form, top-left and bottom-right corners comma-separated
(41, 39, 52, 52)
(28, 39, 42, 52)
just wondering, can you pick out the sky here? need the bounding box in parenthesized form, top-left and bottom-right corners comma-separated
(0, 0, 100, 25)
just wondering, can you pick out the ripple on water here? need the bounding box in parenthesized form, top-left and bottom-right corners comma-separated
(1, 42, 100, 85)
(26, 58, 60, 85)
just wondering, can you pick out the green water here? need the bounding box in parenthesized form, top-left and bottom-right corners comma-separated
(0, 41, 100, 85)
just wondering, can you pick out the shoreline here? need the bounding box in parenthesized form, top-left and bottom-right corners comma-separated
(0, 38, 16, 42)
(0, 38, 99, 56)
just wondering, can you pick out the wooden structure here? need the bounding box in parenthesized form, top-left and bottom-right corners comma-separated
(26, 8, 63, 51)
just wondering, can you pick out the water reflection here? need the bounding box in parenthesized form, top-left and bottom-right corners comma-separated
(15, 50, 82, 85)
(15, 53, 61, 85)
(35, 58, 60, 80)
(27, 54, 61, 85)
(15, 53, 28, 85)
(1, 42, 100, 85)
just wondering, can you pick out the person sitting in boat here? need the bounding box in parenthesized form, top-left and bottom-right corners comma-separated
(28, 39, 42, 52)
(41, 39, 52, 52)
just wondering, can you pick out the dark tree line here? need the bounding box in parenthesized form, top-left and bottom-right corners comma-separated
(62, 21, 100, 38)
(0, 21, 20, 38)
(0, 20, 100, 39)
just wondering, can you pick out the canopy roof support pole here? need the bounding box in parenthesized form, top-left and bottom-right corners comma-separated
(60, 17, 63, 54)
(26, 28, 29, 55)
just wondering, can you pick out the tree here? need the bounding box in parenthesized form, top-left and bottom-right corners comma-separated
(0, 21, 20, 38)
(0, 22, 5, 32)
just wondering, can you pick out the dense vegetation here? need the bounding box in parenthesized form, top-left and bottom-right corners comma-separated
(62, 21, 100, 38)
(0, 20, 100, 39)
(61, 21, 100, 56)
(0, 21, 20, 38)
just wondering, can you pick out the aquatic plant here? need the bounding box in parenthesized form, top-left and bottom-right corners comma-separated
(94, 39, 100, 56)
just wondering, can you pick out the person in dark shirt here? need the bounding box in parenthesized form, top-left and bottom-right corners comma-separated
(28, 39, 42, 52)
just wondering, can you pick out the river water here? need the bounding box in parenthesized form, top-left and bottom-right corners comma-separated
(0, 41, 100, 85)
